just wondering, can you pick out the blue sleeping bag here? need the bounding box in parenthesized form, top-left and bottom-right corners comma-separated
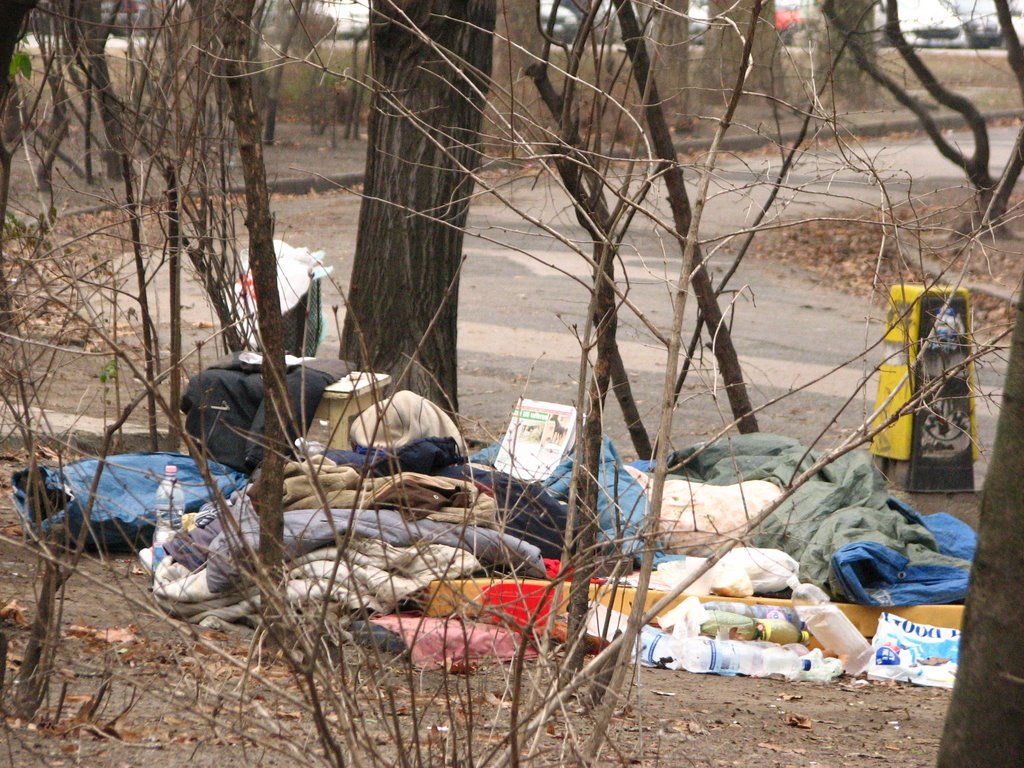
(13, 452, 249, 550)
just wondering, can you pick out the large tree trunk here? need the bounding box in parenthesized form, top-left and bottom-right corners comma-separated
(68, 0, 124, 179)
(652, 0, 690, 131)
(341, 0, 496, 412)
(813, 0, 876, 108)
(702, 0, 776, 106)
(937, 296, 1024, 766)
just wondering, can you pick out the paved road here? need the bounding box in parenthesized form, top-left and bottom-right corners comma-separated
(67, 124, 1018, 497)
(249, 126, 1018, 483)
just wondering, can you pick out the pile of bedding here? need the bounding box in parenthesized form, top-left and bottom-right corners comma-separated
(658, 434, 976, 605)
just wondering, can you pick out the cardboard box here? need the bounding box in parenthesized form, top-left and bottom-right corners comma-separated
(423, 578, 963, 637)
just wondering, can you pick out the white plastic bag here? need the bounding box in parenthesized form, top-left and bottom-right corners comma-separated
(657, 595, 709, 639)
(867, 612, 960, 688)
(718, 547, 800, 594)
(236, 240, 331, 350)
(654, 546, 798, 598)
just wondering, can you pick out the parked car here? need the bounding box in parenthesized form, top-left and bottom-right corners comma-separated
(878, 0, 965, 47)
(539, 0, 583, 44)
(880, 0, 1008, 48)
(688, 0, 712, 42)
(776, 0, 803, 43)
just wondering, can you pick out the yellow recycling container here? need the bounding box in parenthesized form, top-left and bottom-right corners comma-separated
(871, 284, 977, 491)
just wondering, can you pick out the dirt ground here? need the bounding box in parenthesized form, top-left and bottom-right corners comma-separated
(4, 54, 1017, 765)
(0, 465, 953, 768)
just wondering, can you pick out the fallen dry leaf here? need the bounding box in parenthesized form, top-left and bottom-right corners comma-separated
(100, 626, 138, 644)
(759, 741, 808, 754)
(673, 719, 707, 735)
(785, 713, 813, 730)
(0, 524, 24, 538)
(780, 693, 803, 701)
(67, 624, 138, 644)
(446, 659, 476, 676)
(0, 599, 29, 627)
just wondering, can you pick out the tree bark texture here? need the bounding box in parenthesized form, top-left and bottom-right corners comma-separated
(813, 0, 876, 109)
(651, 0, 690, 131)
(67, 0, 125, 179)
(341, 0, 496, 413)
(937, 297, 1024, 766)
(0, 0, 38, 334)
(218, 0, 287, 567)
(702, 0, 776, 105)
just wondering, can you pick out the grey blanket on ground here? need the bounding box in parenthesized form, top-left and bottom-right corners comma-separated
(154, 542, 482, 625)
(165, 495, 546, 593)
(666, 434, 972, 597)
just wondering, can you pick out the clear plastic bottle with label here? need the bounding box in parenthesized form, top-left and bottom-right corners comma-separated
(677, 636, 808, 679)
(700, 601, 803, 626)
(638, 625, 680, 668)
(150, 465, 184, 579)
(791, 582, 873, 676)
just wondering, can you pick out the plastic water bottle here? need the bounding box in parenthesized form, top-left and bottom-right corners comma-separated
(737, 619, 810, 646)
(791, 583, 873, 676)
(154, 464, 185, 531)
(677, 636, 800, 678)
(701, 601, 803, 626)
(151, 465, 184, 578)
(700, 610, 760, 638)
(638, 625, 680, 668)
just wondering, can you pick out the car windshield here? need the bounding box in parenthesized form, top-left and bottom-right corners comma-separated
(949, 0, 998, 15)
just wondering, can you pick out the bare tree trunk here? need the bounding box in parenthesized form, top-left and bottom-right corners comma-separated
(703, 0, 776, 105)
(35, 71, 72, 194)
(814, 0, 876, 108)
(618, 1, 759, 434)
(340, 0, 496, 413)
(70, 1, 123, 179)
(218, 0, 287, 568)
(262, 0, 307, 145)
(0, 0, 38, 334)
(652, 0, 690, 130)
(164, 164, 182, 444)
(937, 295, 1024, 766)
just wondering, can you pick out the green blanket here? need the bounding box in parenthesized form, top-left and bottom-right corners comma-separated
(666, 434, 971, 596)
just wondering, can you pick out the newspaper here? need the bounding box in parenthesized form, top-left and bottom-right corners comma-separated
(493, 399, 577, 482)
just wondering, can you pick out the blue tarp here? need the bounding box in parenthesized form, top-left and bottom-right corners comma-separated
(474, 437, 652, 564)
(13, 452, 249, 550)
(830, 499, 977, 605)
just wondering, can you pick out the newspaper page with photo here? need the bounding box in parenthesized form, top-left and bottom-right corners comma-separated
(494, 399, 577, 482)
